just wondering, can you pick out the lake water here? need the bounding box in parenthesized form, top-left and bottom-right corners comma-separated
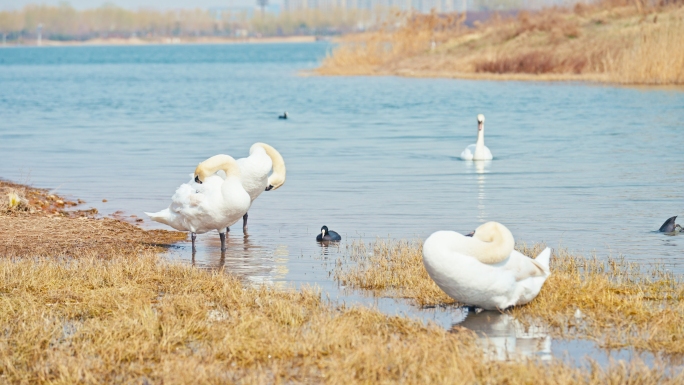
(1, 43, 683, 366)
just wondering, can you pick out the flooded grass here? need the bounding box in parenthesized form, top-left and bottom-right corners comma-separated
(335, 240, 684, 355)
(2, 253, 684, 384)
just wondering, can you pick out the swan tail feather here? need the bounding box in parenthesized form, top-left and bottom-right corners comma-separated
(533, 248, 552, 274)
(145, 209, 174, 226)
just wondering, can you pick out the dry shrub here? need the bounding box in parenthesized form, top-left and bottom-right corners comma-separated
(1, 254, 682, 384)
(335, 239, 684, 355)
(476, 51, 588, 74)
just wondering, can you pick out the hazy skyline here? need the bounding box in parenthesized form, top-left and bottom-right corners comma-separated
(0, 0, 274, 11)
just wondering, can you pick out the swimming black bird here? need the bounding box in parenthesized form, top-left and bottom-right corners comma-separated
(278, 112, 288, 120)
(316, 225, 341, 242)
(659, 216, 682, 233)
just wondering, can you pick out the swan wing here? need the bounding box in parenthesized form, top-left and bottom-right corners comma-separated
(460, 144, 476, 160)
(496, 249, 550, 282)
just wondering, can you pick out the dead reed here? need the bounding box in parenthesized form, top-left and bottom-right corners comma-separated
(1, 254, 682, 384)
(318, 3, 684, 85)
(335, 239, 684, 355)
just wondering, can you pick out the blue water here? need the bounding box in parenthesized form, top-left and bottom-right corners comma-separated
(1, 43, 683, 365)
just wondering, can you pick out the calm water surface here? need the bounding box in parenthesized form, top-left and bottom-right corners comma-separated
(1, 43, 683, 365)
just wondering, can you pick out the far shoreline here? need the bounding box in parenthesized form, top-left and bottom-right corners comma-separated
(0, 35, 320, 48)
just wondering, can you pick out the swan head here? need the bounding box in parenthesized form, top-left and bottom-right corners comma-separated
(477, 114, 485, 131)
(193, 154, 239, 183)
(194, 164, 212, 184)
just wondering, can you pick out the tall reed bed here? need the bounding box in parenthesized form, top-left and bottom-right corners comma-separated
(319, 3, 684, 85)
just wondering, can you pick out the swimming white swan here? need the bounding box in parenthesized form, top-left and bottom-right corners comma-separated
(229, 142, 286, 232)
(460, 114, 493, 161)
(145, 154, 251, 251)
(422, 222, 551, 310)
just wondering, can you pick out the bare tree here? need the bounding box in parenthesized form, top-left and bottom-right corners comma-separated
(256, 0, 268, 18)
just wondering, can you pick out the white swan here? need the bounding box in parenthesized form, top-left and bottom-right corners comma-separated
(460, 114, 493, 161)
(422, 222, 551, 310)
(228, 142, 286, 232)
(145, 154, 251, 251)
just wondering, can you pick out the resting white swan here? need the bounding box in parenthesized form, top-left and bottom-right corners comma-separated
(228, 142, 286, 232)
(422, 222, 551, 310)
(145, 154, 251, 251)
(460, 114, 493, 161)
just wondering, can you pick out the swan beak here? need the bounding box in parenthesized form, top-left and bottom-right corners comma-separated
(478, 123, 483, 131)
(194, 175, 202, 184)
(465, 231, 475, 237)
(265, 185, 274, 191)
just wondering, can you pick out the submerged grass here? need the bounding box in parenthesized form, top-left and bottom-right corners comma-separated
(2, 254, 683, 384)
(335, 240, 684, 355)
(318, 3, 684, 85)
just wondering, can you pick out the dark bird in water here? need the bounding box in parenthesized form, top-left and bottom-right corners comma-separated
(659, 216, 683, 233)
(278, 112, 288, 120)
(316, 225, 341, 242)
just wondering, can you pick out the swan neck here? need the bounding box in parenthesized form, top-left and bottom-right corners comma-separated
(476, 125, 485, 149)
(253, 142, 286, 189)
(201, 154, 241, 179)
(465, 229, 513, 264)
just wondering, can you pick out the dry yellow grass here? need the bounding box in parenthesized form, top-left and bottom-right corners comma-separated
(0, 180, 187, 258)
(0, 215, 187, 258)
(335, 240, 684, 355)
(2, 254, 683, 384)
(318, 3, 684, 85)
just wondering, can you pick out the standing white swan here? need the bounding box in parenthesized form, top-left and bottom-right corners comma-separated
(229, 142, 286, 232)
(145, 154, 251, 251)
(460, 114, 493, 161)
(422, 222, 551, 310)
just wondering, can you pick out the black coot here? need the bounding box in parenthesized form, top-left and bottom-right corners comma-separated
(316, 225, 341, 242)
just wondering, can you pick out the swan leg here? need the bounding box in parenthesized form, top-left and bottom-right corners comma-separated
(191, 232, 197, 252)
(219, 232, 226, 251)
(242, 213, 248, 232)
(226, 227, 230, 233)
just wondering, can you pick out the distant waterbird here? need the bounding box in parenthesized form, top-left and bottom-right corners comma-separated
(316, 225, 341, 242)
(278, 112, 288, 120)
(460, 114, 493, 161)
(659, 216, 682, 233)
(145, 154, 251, 252)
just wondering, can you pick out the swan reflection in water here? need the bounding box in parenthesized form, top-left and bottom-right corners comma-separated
(456, 310, 551, 361)
(188, 232, 289, 287)
(465, 160, 491, 223)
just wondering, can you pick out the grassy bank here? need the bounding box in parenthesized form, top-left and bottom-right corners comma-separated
(318, 2, 684, 85)
(335, 240, 684, 355)
(2, 182, 683, 382)
(4, 254, 684, 384)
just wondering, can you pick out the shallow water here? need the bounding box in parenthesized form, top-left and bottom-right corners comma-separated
(1, 43, 683, 366)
